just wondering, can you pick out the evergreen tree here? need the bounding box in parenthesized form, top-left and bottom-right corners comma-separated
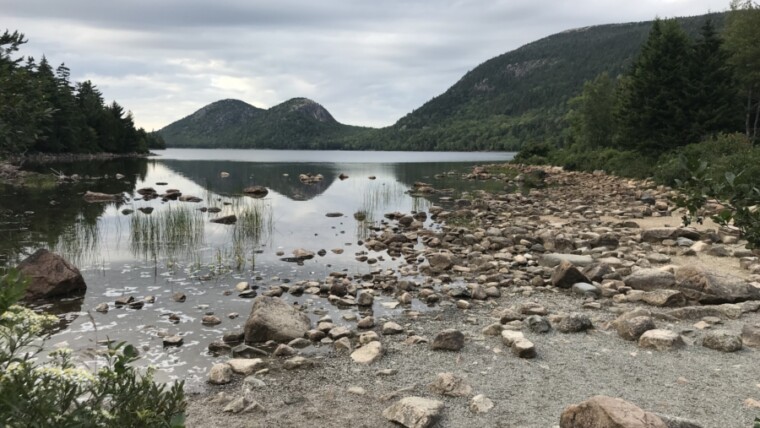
(616, 19, 693, 155)
(724, 0, 760, 142)
(689, 19, 741, 139)
(0, 31, 51, 154)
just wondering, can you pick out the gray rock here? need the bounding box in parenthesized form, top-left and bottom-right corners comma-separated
(429, 372, 472, 397)
(356, 291, 374, 306)
(431, 329, 465, 351)
(18, 249, 87, 300)
(639, 329, 685, 351)
(653, 413, 704, 428)
(641, 289, 686, 307)
(273, 344, 296, 356)
(741, 322, 760, 347)
(223, 397, 248, 414)
(207, 363, 233, 385)
(572, 282, 601, 297)
(383, 321, 405, 335)
(675, 265, 760, 304)
(624, 269, 676, 292)
(382, 397, 444, 428)
(351, 341, 383, 364)
(557, 313, 593, 333)
(512, 338, 537, 358)
(540, 253, 594, 268)
(641, 227, 699, 243)
(551, 260, 591, 289)
(162, 335, 183, 347)
(244, 297, 311, 343)
(283, 356, 313, 370)
(469, 394, 494, 414)
(615, 316, 656, 341)
(427, 253, 453, 272)
(227, 358, 265, 375)
(95, 303, 109, 313)
(560, 395, 667, 428)
(525, 315, 552, 333)
(582, 263, 615, 282)
(702, 330, 742, 352)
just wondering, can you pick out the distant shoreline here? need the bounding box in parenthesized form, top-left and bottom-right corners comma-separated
(3, 152, 156, 165)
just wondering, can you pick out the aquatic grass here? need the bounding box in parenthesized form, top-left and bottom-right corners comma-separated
(129, 205, 205, 262)
(54, 216, 102, 267)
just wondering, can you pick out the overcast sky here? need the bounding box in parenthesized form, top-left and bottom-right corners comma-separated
(0, 0, 730, 130)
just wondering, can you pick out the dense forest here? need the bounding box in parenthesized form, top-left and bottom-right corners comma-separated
(0, 30, 165, 157)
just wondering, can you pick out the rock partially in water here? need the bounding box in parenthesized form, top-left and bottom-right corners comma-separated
(243, 186, 269, 198)
(18, 249, 87, 300)
(83, 191, 123, 202)
(244, 296, 311, 343)
(210, 215, 237, 225)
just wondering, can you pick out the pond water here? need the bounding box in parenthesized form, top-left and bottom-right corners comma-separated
(0, 149, 514, 386)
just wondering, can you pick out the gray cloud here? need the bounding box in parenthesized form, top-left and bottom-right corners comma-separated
(0, 0, 730, 130)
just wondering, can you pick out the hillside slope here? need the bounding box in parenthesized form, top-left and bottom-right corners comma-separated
(160, 13, 724, 151)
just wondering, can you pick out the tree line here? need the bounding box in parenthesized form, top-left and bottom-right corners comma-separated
(0, 30, 165, 157)
(556, 1, 759, 161)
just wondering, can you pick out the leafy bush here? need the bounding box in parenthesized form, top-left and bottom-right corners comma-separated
(670, 136, 760, 249)
(0, 269, 186, 427)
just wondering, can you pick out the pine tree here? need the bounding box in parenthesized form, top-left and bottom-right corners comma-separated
(724, 0, 760, 142)
(688, 19, 741, 139)
(616, 19, 693, 155)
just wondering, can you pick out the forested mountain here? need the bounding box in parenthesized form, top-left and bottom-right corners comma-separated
(159, 13, 725, 151)
(0, 31, 164, 156)
(159, 97, 369, 149)
(362, 13, 726, 151)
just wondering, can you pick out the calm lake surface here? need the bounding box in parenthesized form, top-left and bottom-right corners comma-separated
(0, 148, 514, 385)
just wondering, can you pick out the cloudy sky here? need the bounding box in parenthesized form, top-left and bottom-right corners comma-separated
(0, 0, 730, 130)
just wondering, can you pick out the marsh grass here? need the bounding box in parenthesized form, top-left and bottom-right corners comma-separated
(129, 205, 205, 261)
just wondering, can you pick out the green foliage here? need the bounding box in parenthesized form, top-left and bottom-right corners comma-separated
(616, 19, 695, 155)
(669, 133, 760, 249)
(0, 29, 153, 156)
(565, 72, 618, 149)
(754, 416, 760, 428)
(0, 269, 26, 314)
(0, 270, 186, 427)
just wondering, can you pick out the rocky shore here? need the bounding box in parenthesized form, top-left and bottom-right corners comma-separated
(182, 164, 760, 427)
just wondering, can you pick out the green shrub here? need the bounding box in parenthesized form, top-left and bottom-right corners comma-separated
(0, 269, 186, 427)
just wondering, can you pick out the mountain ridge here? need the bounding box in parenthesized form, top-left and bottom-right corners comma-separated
(158, 12, 725, 151)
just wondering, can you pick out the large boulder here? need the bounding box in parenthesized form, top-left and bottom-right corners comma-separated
(18, 249, 87, 300)
(641, 227, 700, 243)
(624, 269, 676, 292)
(560, 395, 667, 428)
(244, 297, 311, 343)
(674, 266, 760, 304)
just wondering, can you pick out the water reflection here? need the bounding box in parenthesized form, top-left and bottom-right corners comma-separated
(129, 205, 206, 262)
(159, 160, 337, 201)
(2, 149, 516, 384)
